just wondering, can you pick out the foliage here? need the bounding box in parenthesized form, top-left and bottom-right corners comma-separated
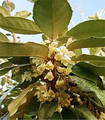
(0, 0, 105, 120)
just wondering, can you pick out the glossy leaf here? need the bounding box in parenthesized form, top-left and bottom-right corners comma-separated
(73, 105, 97, 120)
(0, 32, 9, 42)
(0, 17, 41, 34)
(67, 38, 105, 51)
(90, 47, 101, 55)
(76, 62, 105, 76)
(0, 6, 8, 17)
(72, 54, 105, 63)
(67, 20, 105, 39)
(72, 65, 102, 87)
(70, 75, 105, 106)
(37, 100, 57, 119)
(33, 0, 72, 39)
(0, 42, 48, 58)
(15, 11, 31, 18)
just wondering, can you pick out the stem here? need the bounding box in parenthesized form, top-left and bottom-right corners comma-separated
(7, 0, 17, 43)
(0, 107, 2, 117)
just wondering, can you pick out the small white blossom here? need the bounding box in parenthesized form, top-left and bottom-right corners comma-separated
(55, 53, 63, 61)
(57, 67, 65, 73)
(64, 68, 72, 75)
(67, 51, 75, 57)
(66, 38, 73, 47)
(60, 48, 68, 55)
(37, 64, 46, 73)
(44, 71, 54, 81)
(46, 61, 54, 70)
(61, 57, 70, 66)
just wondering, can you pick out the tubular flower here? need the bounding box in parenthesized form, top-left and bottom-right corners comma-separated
(61, 57, 70, 66)
(44, 71, 54, 81)
(22, 71, 32, 82)
(57, 67, 65, 73)
(60, 48, 68, 55)
(46, 61, 54, 70)
(55, 78, 66, 89)
(55, 53, 63, 61)
(67, 51, 75, 57)
(37, 64, 46, 73)
(64, 68, 72, 75)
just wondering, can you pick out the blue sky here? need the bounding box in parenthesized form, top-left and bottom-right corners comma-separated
(0, 0, 105, 43)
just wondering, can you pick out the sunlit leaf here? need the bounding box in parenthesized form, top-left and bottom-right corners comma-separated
(0, 6, 8, 17)
(0, 17, 41, 34)
(33, 0, 72, 39)
(0, 42, 48, 58)
(90, 47, 101, 55)
(67, 38, 105, 51)
(67, 20, 105, 39)
(15, 11, 31, 18)
(50, 112, 62, 120)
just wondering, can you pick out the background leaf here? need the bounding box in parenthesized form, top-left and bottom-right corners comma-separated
(15, 11, 31, 18)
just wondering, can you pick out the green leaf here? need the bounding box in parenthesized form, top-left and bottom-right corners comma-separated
(74, 49, 82, 57)
(0, 6, 8, 17)
(57, 36, 69, 47)
(0, 42, 48, 58)
(2, 1, 15, 12)
(0, 113, 9, 120)
(27, 0, 37, 3)
(67, 38, 105, 51)
(0, 85, 16, 105)
(8, 84, 37, 117)
(50, 112, 62, 120)
(72, 65, 102, 87)
(62, 108, 79, 119)
(72, 54, 105, 63)
(67, 20, 105, 39)
(8, 57, 29, 64)
(90, 47, 101, 55)
(70, 75, 105, 106)
(73, 105, 97, 120)
(33, 0, 72, 39)
(0, 32, 9, 42)
(0, 17, 41, 34)
(76, 62, 105, 76)
(37, 100, 58, 119)
(15, 11, 31, 18)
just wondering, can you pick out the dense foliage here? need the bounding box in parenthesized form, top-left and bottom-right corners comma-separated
(0, 0, 105, 120)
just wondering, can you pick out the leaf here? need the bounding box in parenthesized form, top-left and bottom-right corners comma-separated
(33, 0, 72, 39)
(0, 42, 48, 58)
(90, 47, 101, 55)
(73, 105, 97, 120)
(8, 57, 29, 64)
(0, 85, 16, 105)
(15, 11, 31, 18)
(0, 6, 8, 17)
(67, 20, 105, 39)
(62, 108, 79, 119)
(72, 54, 105, 63)
(37, 100, 58, 119)
(67, 38, 105, 51)
(0, 113, 9, 120)
(76, 62, 105, 76)
(72, 65, 102, 87)
(8, 83, 38, 117)
(27, 0, 37, 3)
(74, 49, 82, 57)
(0, 17, 41, 34)
(2, 1, 15, 12)
(57, 36, 69, 47)
(0, 32, 9, 42)
(50, 112, 62, 120)
(70, 75, 105, 106)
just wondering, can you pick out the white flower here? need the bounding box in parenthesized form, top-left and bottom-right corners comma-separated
(61, 57, 70, 66)
(44, 71, 54, 81)
(55, 78, 65, 89)
(46, 61, 54, 70)
(37, 64, 46, 73)
(57, 67, 65, 73)
(64, 68, 72, 75)
(55, 53, 63, 61)
(60, 48, 68, 54)
(66, 38, 73, 47)
(67, 51, 75, 57)
(44, 40, 51, 44)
